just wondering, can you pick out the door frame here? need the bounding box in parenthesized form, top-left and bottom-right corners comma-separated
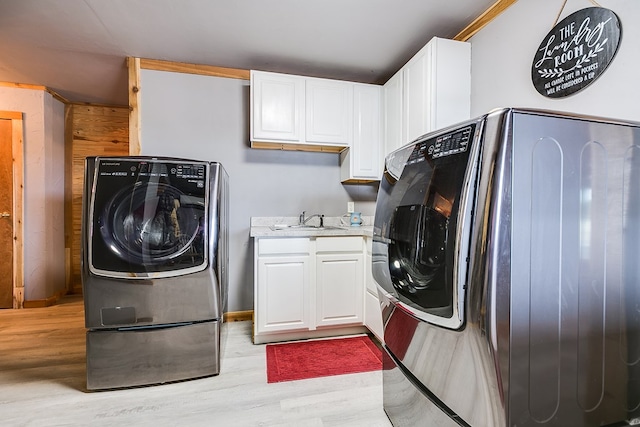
(0, 111, 24, 308)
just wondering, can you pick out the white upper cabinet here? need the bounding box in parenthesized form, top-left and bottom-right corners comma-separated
(251, 70, 354, 152)
(404, 37, 471, 143)
(403, 44, 431, 144)
(340, 83, 382, 183)
(251, 37, 469, 177)
(383, 69, 404, 157)
(305, 78, 353, 145)
(384, 37, 471, 156)
(428, 38, 471, 133)
(251, 71, 304, 143)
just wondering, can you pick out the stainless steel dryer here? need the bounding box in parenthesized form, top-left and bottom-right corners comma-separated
(373, 108, 640, 426)
(81, 156, 228, 390)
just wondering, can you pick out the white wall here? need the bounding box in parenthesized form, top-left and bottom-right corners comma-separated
(470, 0, 640, 122)
(0, 87, 66, 301)
(139, 69, 377, 312)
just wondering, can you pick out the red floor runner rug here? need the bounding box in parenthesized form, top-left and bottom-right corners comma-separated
(266, 335, 383, 383)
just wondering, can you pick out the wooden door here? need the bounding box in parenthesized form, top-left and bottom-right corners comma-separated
(0, 118, 13, 308)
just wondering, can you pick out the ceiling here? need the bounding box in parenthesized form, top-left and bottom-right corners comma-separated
(0, 0, 498, 106)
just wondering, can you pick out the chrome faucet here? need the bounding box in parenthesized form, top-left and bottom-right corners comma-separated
(299, 211, 324, 227)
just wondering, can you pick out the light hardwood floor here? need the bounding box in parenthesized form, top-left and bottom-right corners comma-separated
(0, 296, 392, 426)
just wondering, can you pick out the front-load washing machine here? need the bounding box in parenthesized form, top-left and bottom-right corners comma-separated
(81, 156, 228, 390)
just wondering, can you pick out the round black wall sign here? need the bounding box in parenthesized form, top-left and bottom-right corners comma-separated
(531, 7, 621, 98)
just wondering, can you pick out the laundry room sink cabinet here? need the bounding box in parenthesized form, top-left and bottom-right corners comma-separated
(253, 236, 368, 344)
(315, 237, 364, 328)
(255, 238, 312, 335)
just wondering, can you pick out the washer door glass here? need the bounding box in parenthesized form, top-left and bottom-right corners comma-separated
(108, 182, 201, 261)
(93, 181, 206, 275)
(388, 204, 450, 314)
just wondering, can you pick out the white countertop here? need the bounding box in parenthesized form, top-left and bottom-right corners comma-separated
(250, 216, 373, 238)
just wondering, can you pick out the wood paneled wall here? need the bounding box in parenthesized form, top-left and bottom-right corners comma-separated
(65, 104, 129, 294)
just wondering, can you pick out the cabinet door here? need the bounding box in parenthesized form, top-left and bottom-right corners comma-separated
(430, 38, 471, 131)
(315, 252, 364, 327)
(383, 69, 404, 156)
(365, 291, 384, 342)
(403, 42, 433, 144)
(352, 83, 382, 179)
(341, 83, 382, 182)
(256, 255, 310, 334)
(305, 78, 353, 145)
(251, 70, 304, 142)
(364, 237, 384, 342)
(403, 38, 471, 144)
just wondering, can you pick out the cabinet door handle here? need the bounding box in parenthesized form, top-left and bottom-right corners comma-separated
(0, 212, 10, 218)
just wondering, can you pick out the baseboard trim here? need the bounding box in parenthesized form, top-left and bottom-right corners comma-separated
(225, 310, 253, 322)
(23, 290, 67, 308)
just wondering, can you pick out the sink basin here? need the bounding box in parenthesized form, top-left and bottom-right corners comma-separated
(269, 224, 346, 231)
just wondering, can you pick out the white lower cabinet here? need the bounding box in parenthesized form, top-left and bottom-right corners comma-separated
(253, 235, 370, 344)
(256, 255, 310, 334)
(364, 237, 384, 342)
(255, 238, 311, 335)
(315, 237, 364, 327)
